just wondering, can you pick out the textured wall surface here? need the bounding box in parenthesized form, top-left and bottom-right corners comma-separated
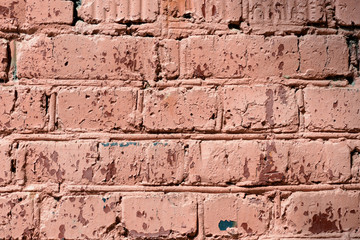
(0, 0, 360, 239)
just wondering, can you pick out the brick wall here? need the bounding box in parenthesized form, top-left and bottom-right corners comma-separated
(0, 0, 360, 239)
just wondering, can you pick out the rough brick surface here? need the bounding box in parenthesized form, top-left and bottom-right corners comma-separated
(1, 0, 360, 239)
(122, 194, 197, 238)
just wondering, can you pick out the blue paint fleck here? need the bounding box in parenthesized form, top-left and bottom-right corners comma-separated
(110, 142, 118, 146)
(218, 220, 237, 231)
(102, 197, 106, 203)
(153, 142, 169, 147)
(102, 143, 110, 147)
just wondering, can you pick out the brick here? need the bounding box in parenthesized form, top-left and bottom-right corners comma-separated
(22, 141, 98, 184)
(304, 88, 360, 131)
(16, 35, 158, 80)
(166, 0, 242, 23)
(189, 141, 287, 186)
(204, 194, 271, 237)
(335, 0, 360, 26)
(281, 190, 360, 234)
(0, 40, 7, 80)
(299, 35, 349, 78)
(57, 88, 138, 131)
(223, 85, 299, 132)
(0, 87, 47, 132)
(0, 141, 12, 186)
(40, 194, 121, 239)
(0, 193, 35, 239)
(0, 0, 73, 30)
(79, 0, 159, 23)
(96, 140, 186, 185)
(25, 0, 73, 24)
(287, 141, 351, 184)
(159, 39, 180, 79)
(122, 193, 197, 238)
(180, 35, 299, 79)
(143, 87, 219, 132)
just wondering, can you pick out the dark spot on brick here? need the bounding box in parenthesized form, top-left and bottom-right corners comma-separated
(308, 213, 338, 234)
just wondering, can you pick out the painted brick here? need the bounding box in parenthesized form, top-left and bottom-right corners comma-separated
(16, 35, 158, 80)
(122, 193, 197, 238)
(79, 0, 159, 23)
(96, 140, 186, 185)
(0, 141, 12, 186)
(0, 193, 35, 239)
(223, 85, 299, 132)
(143, 87, 219, 132)
(204, 194, 271, 237)
(0, 40, 7, 80)
(0, 87, 47, 132)
(335, 0, 360, 26)
(287, 141, 351, 184)
(189, 141, 288, 186)
(299, 35, 349, 78)
(281, 190, 360, 234)
(21, 141, 98, 184)
(166, 0, 242, 23)
(57, 88, 138, 131)
(0, 0, 73, 29)
(180, 35, 299, 79)
(40, 194, 121, 239)
(304, 88, 360, 131)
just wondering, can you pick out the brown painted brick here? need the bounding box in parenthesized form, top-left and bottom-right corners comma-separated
(0, 87, 47, 132)
(223, 85, 299, 132)
(122, 193, 197, 238)
(0, 193, 35, 239)
(0, 141, 12, 186)
(166, 0, 242, 23)
(180, 35, 299, 79)
(57, 88, 138, 131)
(16, 35, 158, 80)
(281, 190, 360, 234)
(143, 87, 219, 132)
(0, 40, 7, 80)
(96, 140, 186, 185)
(204, 194, 271, 237)
(335, 0, 360, 26)
(299, 35, 349, 78)
(79, 0, 159, 23)
(287, 140, 351, 184)
(304, 88, 360, 131)
(22, 141, 98, 184)
(40, 194, 121, 239)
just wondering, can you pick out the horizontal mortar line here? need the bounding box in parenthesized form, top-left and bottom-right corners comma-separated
(9, 78, 353, 88)
(4, 132, 360, 141)
(63, 183, 360, 194)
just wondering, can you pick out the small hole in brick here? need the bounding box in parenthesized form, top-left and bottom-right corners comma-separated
(228, 23, 240, 30)
(64, 61, 68, 66)
(183, 13, 192, 19)
(18, 198, 23, 202)
(10, 160, 16, 173)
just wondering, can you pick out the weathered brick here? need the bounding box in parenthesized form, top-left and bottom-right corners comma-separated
(0, 87, 47, 132)
(166, 0, 242, 23)
(122, 193, 197, 238)
(304, 88, 360, 131)
(335, 0, 360, 26)
(22, 141, 98, 184)
(96, 140, 186, 185)
(204, 194, 271, 237)
(0, 141, 12, 186)
(16, 35, 158, 80)
(299, 35, 349, 78)
(57, 88, 138, 131)
(143, 87, 219, 132)
(180, 35, 299, 79)
(281, 190, 360, 234)
(223, 85, 299, 132)
(79, 0, 159, 23)
(0, 193, 35, 239)
(287, 140, 351, 184)
(188, 141, 288, 186)
(0, 0, 73, 30)
(0, 40, 7, 80)
(40, 194, 121, 239)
